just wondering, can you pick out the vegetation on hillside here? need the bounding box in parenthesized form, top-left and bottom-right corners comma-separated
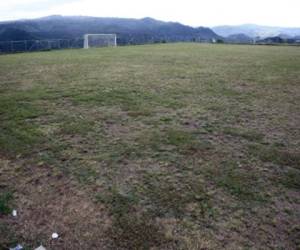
(0, 16, 220, 44)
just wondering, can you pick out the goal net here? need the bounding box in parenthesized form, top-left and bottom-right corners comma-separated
(83, 34, 117, 49)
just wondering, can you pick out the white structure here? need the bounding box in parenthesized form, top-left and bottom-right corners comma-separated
(83, 34, 117, 49)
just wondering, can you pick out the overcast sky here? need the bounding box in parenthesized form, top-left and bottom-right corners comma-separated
(1, 0, 300, 27)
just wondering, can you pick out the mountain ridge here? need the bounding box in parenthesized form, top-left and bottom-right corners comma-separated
(0, 15, 221, 44)
(212, 24, 300, 38)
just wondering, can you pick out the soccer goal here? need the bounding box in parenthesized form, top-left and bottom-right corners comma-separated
(83, 34, 117, 49)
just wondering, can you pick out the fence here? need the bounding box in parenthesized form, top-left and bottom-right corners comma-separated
(0, 38, 84, 54)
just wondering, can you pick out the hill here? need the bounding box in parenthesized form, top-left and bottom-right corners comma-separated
(212, 24, 300, 38)
(225, 33, 253, 44)
(0, 15, 221, 44)
(0, 28, 36, 41)
(257, 36, 300, 44)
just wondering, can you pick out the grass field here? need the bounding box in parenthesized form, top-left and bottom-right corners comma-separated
(0, 43, 299, 249)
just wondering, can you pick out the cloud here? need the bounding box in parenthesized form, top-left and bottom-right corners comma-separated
(0, 0, 80, 20)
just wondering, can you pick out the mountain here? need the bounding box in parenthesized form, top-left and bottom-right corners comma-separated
(225, 33, 253, 44)
(257, 36, 300, 44)
(212, 24, 300, 38)
(0, 15, 221, 44)
(258, 36, 285, 44)
(0, 28, 36, 41)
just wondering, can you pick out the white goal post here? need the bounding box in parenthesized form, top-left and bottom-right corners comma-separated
(83, 34, 117, 49)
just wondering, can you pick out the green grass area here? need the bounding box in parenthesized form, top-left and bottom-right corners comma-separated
(0, 43, 299, 249)
(0, 192, 13, 215)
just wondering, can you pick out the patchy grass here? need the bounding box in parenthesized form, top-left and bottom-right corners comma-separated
(0, 43, 300, 249)
(248, 143, 300, 168)
(280, 168, 300, 190)
(0, 222, 19, 250)
(216, 162, 265, 202)
(97, 188, 170, 249)
(223, 126, 264, 142)
(0, 96, 45, 155)
(108, 213, 168, 249)
(59, 117, 95, 135)
(0, 192, 13, 215)
(136, 172, 213, 219)
(96, 188, 138, 216)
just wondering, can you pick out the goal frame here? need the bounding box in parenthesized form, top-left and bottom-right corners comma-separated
(83, 34, 117, 49)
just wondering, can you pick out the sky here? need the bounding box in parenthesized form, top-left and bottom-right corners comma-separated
(0, 0, 300, 27)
